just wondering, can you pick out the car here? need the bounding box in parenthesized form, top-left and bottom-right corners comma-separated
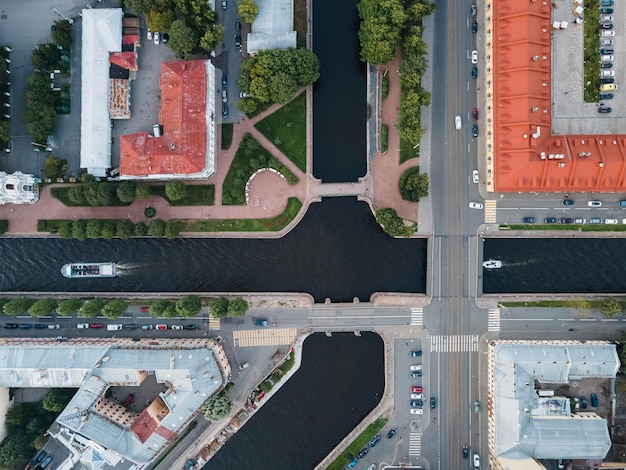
(34, 324, 48, 329)
(154, 32, 160, 44)
(559, 218, 573, 224)
(410, 350, 422, 357)
(455, 115, 462, 130)
(48, 324, 60, 329)
(598, 107, 612, 113)
(410, 365, 422, 371)
(574, 218, 586, 224)
(472, 170, 479, 183)
(40, 455, 53, 469)
(472, 108, 478, 121)
(600, 77, 615, 83)
(544, 217, 557, 223)
(235, 34, 242, 48)
(222, 75, 228, 88)
(588, 200, 602, 207)
(522, 217, 535, 223)
(600, 83, 617, 91)
(156, 324, 167, 330)
(90, 323, 104, 329)
(472, 124, 479, 138)
(357, 447, 369, 459)
(410, 408, 423, 415)
(573, 397, 580, 409)
(601, 70, 615, 77)
(581, 396, 588, 409)
(430, 397, 437, 409)
(347, 457, 358, 468)
(141, 306, 149, 312)
(123, 324, 139, 330)
(56, 336, 68, 342)
(600, 15, 614, 22)
(590, 218, 603, 224)
(16, 323, 30, 329)
(471, 50, 478, 64)
(171, 325, 184, 330)
(367, 465, 376, 470)
(410, 400, 423, 407)
(147, 28, 152, 40)
(601, 30, 615, 37)
(472, 21, 478, 33)
(387, 428, 397, 438)
(470, 4, 477, 17)
(255, 319, 268, 326)
(411, 393, 424, 400)
(599, 93, 613, 99)
(600, 63, 613, 69)
(473, 453, 480, 468)
(239, 362, 249, 369)
(600, 7, 614, 13)
(141, 324, 154, 330)
(471, 65, 477, 78)
(601, 0, 614, 4)
(185, 324, 198, 330)
(410, 371, 422, 378)
(107, 324, 123, 331)
(605, 218, 618, 224)
(600, 48, 614, 55)
(235, 21, 241, 32)
(469, 202, 483, 209)
(463, 446, 469, 458)
(562, 199, 574, 206)
(601, 38, 614, 46)
(591, 393, 598, 407)
(600, 23, 613, 30)
(558, 459, 565, 469)
(411, 386, 423, 393)
(222, 89, 228, 103)
(77, 323, 90, 329)
(221, 0, 227, 9)
(3, 323, 17, 329)
(162, 33, 169, 45)
(474, 400, 480, 412)
(222, 104, 229, 117)
(600, 55, 614, 62)
(33, 450, 47, 465)
(239, 92, 251, 98)
(368, 435, 381, 448)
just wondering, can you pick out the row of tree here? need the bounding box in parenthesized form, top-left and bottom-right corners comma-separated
(209, 296, 249, 318)
(53, 218, 183, 240)
(65, 177, 188, 206)
(237, 48, 320, 113)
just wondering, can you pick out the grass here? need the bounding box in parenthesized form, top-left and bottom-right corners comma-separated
(400, 136, 419, 163)
(254, 92, 306, 172)
(504, 223, 626, 232)
(382, 71, 390, 100)
(381, 124, 388, 153)
(326, 417, 388, 470)
(293, 0, 307, 48)
(151, 184, 215, 206)
(583, 0, 600, 103)
(221, 123, 233, 149)
(245, 100, 272, 119)
(222, 133, 299, 205)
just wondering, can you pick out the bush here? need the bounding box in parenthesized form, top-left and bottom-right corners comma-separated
(148, 219, 166, 237)
(56, 298, 83, 316)
(101, 220, 116, 239)
(165, 221, 183, 239)
(86, 219, 103, 238)
(601, 298, 622, 317)
(57, 221, 73, 239)
(43, 156, 68, 180)
(135, 183, 151, 199)
(145, 206, 156, 218)
(134, 222, 148, 236)
(375, 208, 413, 238)
(68, 186, 86, 205)
(399, 166, 429, 202)
(0, 220, 8, 235)
(116, 220, 135, 240)
(165, 180, 186, 201)
(201, 391, 232, 421)
(116, 181, 136, 203)
(72, 219, 87, 241)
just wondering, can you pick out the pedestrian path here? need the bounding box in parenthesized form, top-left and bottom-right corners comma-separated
(488, 308, 501, 332)
(208, 316, 221, 330)
(233, 328, 297, 347)
(410, 307, 423, 326)
(484, 200, 497, 223)
(430, 335, 479, 352)
(408, 432, 422, 456)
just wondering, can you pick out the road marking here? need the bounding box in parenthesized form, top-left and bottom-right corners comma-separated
(601, 319, 619, 322)
(430, 335, 479, 352)
(233, 328, 297, 347)
(488, 308, 500, 331)
(484, 200, 497, 223)
(408, 432, 422, 456)
(410, 307, 423, 326)
(208, 315, 221, 330)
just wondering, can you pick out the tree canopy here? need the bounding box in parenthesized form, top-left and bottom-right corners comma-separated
(210, 297, 229, 319)
(227, 298, 249, 317)
(175, 295, 202, 317)
(78, 298, 105, 318)
(42, 389, 74, 413)
(44, 155, 68, 180)
(399, 166, 429, 202)
(102, 299, 128, 319)
(357, 0, 406, 65)
(168, 19, 198, 59)
(165, 180, 186, 201)
(201, 391, 232, 421)
(375, 208, 413, 238)
(28, 299, 58, 317)
(3, 298, 34, 316)
(56, 298, 83, 316)
(237, 0, 259, 24)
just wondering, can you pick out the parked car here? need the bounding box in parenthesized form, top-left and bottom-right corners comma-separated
(410, 365, 422, 371)
(599, 93, 613, 99)
(147, 28, 152, 40)
(455, 115, 462, 130)
(470, 4, 477, 16)
(77, 323, 89, 329)
(581, 396, 588, 409)
(472, 124, 479, 137)
(600, 15, 614, 22)
(574, 218, 586, 224)
(222, 104, 229, 117)
(472, 170, 479, 183)
(411, 386, 423, 393)
(185, 324, 199, 330)
(600, 48, 614, 55)
(601, 55, 614, 62)
(600, 23, 613, 30)
(472, 21, 478, 33)
(588, 200, 602, 207)
(522, 217, 535, 223)
(347, 457, 358, 468)
(409, 400, 423, 407)
(222, 89, 228, 103)
(387, 428, 397, 438)
(544, 217, 557, 223)
(601, 38, 614, 46)
(410, 350, 422, 357)
(601, 70, 615, 77)
(222, 75, 228, 88)
(605, 218, 618, 224)
(600, 63, 613, 69)
(141, 324, 154, 330)
(562, 199, 574, 206)
(368, 435, 381, 448)
(600, 7, 614, 13)
(56, 336, 68, 342)
(559, 218, 573, 224)
(123, 324, 139, 330)
(357, 447, 369, 459)
(34, 324, 48, 329)
(410, 371, 422, 378)
(153, 31, 161, 44)
(472, 108, 478, 121)
(255, 319, 268, 326)
(221, 0, 227, 9)
(90, 323, 104, 329)
(411, 393, 424, 400)
(17, 323, 32, 329)
(430, 397, 437, 409)
(601, 30, 615, 37)
(471, 50, 478, 64)
(591, 393, 598, 407)
(474, 400, 480, 413)
(410, 408, 423, 415)
(598, 107, 612, 113)
(239, 362, 249, 369)
(600, 83, 617, 91)
(156, 324, 167, 330)
(171, 325, 184, 330)
(235, 20, 241, 32)
(471, 66, 477, 78)
(162, 33, 169, 45)
(235, 34, 242, 48)
(600, 77, 615, 84)
(590, 218, 603, 224)
(469, 202, 483, 209)
(473, 453, 480, 468)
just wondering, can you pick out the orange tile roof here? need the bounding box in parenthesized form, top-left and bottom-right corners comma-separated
(120, 60, 209, 177)
(123, 34, 140, 46)
(492, 1, 626, 192)
(110, 52, 138, 71)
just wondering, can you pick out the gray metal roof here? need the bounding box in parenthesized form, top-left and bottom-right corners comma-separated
(247, 0, 296, 54)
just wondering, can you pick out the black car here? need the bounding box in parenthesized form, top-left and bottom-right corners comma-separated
(471, 21, 478, 33)
(34, 324, 48, 329)
(222, 104, 229, 117)
(235, 34, 242, 48)
(463, 446, 469, 458)
(472, 124, 478, 138)
(599, 93, 614, 100)
(600, 77, 615, 84)
(185, 324, 198, 330)
(600, 23, 613, 30)
(222, 75, 227, 88)
(471, 66, 477, 78)
(522, 217, 535, 223)
(601, 63, 613, 69)
(591, 393, 598, 407)
(562, 199, 574, 206)
(410, 371, 422, 378)
(430, 397, 437, 409)
(123, 324, 139, 330)
(600, 7, 614, 13)
(235, 21, 241, 32)
(559, 218, 573, 224)
(545, 217, 557, 223)
(598, 107, 612, 113)
(357, 447, 369, 459)
(600, 48, 614, 55)
(581, 396, 588, 409)
(387, 428, 397, 439)
(162, 33, 169, 45)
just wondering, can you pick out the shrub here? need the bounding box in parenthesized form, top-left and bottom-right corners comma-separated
(116, 181, 136, 203)
(399, 166, 429, 202)
(0, 220, 8, 235)
(134, 222, 148, 236)
(148, 219, 166, 237)
(68, 186, 86, 205)
(165, 221, 183, 239)
(56, 298, 83, 316)
(57, 221, 73, 239)
(101, 220, 116, 239)
(86, 219, 103, 238)
(78, 298, 105, 318)
(144, 206, 156, 218)
(210, 297, 229, 319)
(116, 220, 135, 240)
(135, 183, 151, 199)
(72, 219, 87, 241)
(165, 180, 186, 201)
(43, 156, 68, 180)
(601, 298, 622, 317)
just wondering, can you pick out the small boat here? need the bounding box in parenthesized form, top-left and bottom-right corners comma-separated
(483, 259, 502, 269)
(61, 262, 116, 278)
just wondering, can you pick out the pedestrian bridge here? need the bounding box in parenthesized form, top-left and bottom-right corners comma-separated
(314, 181, 369, 198)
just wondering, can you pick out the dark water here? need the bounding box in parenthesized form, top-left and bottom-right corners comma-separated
(312, 0, 367, 182)
(483, 237, 626, 294)
(203, 332, 385, 470)
(0, 199, 426, 302)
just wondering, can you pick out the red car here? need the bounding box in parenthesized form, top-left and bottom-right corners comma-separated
(472, 108, 478, 121)
(156, 324, 167, 330)
(140, 306, 149, 312)
(90, 323, 104, 329)
(411, 386, 423, 393)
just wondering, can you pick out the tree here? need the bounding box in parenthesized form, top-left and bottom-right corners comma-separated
(135, 183, 151, 199)
(601, 298, 622, 317)
(210, 296, 229, 319)
(201, 391, 232, 421)
(399, 166, 429, 202)
(165, 180, 186, 201)
(57, 221, 73, 239)
(375, 208, 412, 238)
(82, 182, 99, 206)
(67, 186, 85, 205)
(31, 44, 61, 71)
(72, 219, 87, 241)
(124, 0, 157, 14)
(42, 389, 74, 413)
(199, 25, 224, 53)
(134, 222, 149, 236)
(3, 298, 34, 316)
(51, 20, 73, 50)
(101, 220, 117, 239)
(97, 183, 117, 206)
(176, 295, 202, 317)
(405, 0, 437, 25)
(0, 429, 33, 468)
(227, 298, 248, 317)
(23, 100, 57, 144)
(148, 219, 166, 237)
(86, 219, 103, 238)
(237, 97, 258, 114)
(357, 0, 406, 65)
(237, 0, 259, 23)
(168, 19, 198, 59)
(116, 220, 135, 240)
(28, 299, 58, 317)
(43, 155, 68, 179)
(146, 8, 177, 32)
(269, 72, 298, 104)
(78, 298, 105, 318)
(116, 181, 136, 203)
(102, 299, 128, 319)
(56, 298, 83, 316)
(150, 299, 172, 317)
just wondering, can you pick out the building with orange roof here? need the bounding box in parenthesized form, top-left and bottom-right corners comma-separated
(119, 60, 216, 179)
(487, 0, 626, 193)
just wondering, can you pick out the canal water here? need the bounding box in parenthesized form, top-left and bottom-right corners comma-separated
(202, 332, 385, 470)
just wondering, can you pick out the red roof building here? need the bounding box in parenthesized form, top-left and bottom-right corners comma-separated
(488, 0, 626, 192)
(119, 60, 216, 179)
(110, 51, 138, 71)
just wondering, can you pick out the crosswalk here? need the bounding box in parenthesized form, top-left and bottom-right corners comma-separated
(484, 200, 497, 223)
(233, 328, 297, 347)
(208, 315, 221, 330)
(430, 335, 479, 352)
(488, 308, 501, 331)
(408, 432, 422, 456)
(410, 307, 423, 326)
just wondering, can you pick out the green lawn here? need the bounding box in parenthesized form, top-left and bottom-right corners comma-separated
(501, 299, 604, 309)
(381, 124, 389, 153)
(326, 417, 388, 470)
(221, 123, 233, 150)
(222, 133, 299, 205)
(382, 71, 390, 100)
(505, 223, 626, 232)
(400, 136, 419, 163)
(254, 92, 306, 172)
(151, 184, 215, 206)
(583, 0, 600, 103)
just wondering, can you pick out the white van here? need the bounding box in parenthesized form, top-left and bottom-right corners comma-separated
(107, 324, 123, 331)
(455, 115, 462, 130)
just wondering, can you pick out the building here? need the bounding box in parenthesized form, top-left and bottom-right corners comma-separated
(247, 0, 297, 55)
(488, 0, 626, 192)
(0, 171, 39, 204)
(488, 340, 620, 469)
(0, 338, 231, 468)
(119, 60, 216, 180)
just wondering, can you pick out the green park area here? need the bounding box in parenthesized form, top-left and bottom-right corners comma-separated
(327, 417, 388, 470)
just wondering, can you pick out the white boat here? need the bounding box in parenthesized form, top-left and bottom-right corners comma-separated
(61, 263, 117, 278)
(482, 259, 502, 269)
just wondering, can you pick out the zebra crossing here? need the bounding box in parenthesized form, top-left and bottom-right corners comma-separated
(484, 200, 497, 223)
(408, 432, 422, 456)
(488, 308, 501, 332)
(208, 315, 221, 330)
(410, 307, 423, 326)
(233, 328, 297, 347)
(430, 335, 479, 352)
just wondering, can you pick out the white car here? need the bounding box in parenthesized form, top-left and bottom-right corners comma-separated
(588, 200, 602, 207)
(473, 453, 480, 468)
(410, 408, 423, 415)
(622, 218, 626, 224)
(154, 32, 160, 45)
(410, 365, 422, 371)
(472, 170, 479, 183)
(601, 15, 614, 21)
(601, 39, 614, 46)
(605, 218, 618, 224)
(471, 50, 478, 64)
(77, 323, 89, 329)
(171, 325, 184, 330)
(601, 70, 615, 77)
(411, 393, 424, 400)
(147, 28, 152, 40)
(469, 202, 483, 209)
(455, 115, 462, 130)
(601, 30, 616, 37)
(601, 55, 614, 61)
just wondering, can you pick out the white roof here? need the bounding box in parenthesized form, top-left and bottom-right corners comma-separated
(80, 9, 123, 177)
(0, 171, 39, 205)
(247, 0, 296, 54)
